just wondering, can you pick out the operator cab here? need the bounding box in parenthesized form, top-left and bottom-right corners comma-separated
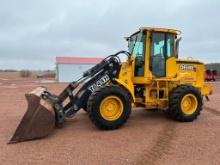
(127, 27, 180, 79)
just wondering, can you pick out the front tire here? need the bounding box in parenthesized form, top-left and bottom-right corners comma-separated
(168, 85, 203, 122)
(87, 85, 131, 130)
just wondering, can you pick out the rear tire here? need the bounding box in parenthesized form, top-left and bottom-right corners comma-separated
(87, 85, 131, 130)
(168, 85, 203, 122)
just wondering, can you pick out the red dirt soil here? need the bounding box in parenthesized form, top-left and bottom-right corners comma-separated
(0, 78, 219, 165)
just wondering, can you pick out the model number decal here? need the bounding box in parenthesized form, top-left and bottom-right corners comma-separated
(180, 64, 196, 71)
(88, 75, 110, 92)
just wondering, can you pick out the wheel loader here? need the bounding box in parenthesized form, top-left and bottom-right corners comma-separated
(9, 27, 212, 143)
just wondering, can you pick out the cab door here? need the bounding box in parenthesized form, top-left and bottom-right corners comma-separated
(150, 32, 176, 78)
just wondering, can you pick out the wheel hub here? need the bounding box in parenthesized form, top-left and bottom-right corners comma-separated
(100, 96, 123, 121)
(181, 94, 198, 115)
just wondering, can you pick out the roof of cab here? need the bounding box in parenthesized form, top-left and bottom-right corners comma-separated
(129, 27, 181, 37)
(140, 27, 181, 34)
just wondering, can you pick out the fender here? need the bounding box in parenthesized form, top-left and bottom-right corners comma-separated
(114, 78, 135, 102)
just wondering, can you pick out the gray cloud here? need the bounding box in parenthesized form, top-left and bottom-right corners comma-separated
(0, 0, 219, 69)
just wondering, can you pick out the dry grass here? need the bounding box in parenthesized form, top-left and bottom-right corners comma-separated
(0, 71, 55, 79)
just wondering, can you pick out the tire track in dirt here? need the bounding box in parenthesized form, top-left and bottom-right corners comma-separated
(135, 107, 220, 165)
(204, 106, 220, 116)
(135, 120, 176, 165)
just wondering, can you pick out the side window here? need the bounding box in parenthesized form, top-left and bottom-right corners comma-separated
(167, 34, 175, 58)
(150, 33, 175, 77)
(151, 33, 165, 57)
(150, 33, 166, 77)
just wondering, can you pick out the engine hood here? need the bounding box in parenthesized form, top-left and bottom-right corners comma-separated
(176, 58, 203, 65)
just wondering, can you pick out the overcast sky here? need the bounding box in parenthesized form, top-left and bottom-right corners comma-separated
(0, 0, 219, 70)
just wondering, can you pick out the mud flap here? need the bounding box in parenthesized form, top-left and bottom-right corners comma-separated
(8, 87, 55, 144)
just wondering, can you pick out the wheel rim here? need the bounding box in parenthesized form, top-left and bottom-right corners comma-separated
(100, 96, 123, 121)
(181, 94, 198, 115)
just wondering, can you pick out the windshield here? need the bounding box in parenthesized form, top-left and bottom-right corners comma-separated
(128, 32, 145, 56)
(127, 31, 146, 77)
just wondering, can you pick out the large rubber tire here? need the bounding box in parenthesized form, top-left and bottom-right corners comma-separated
(82, 103, 88, 112)
(168, 85, 203, 122)
(87, 85, 131, 130)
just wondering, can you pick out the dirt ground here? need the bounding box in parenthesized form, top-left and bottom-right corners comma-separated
(0, 77, 219, 165)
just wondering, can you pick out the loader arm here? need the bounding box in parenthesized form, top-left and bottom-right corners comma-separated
(37, 51, 130, 125)
(9, 51, 131, 143)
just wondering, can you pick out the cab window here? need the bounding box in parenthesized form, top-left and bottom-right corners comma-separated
(150, 33, 175, 77)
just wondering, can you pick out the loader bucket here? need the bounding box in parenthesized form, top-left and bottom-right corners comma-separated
(8, 87, 55, 144)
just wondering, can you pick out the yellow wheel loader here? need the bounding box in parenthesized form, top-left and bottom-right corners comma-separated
(9, 27, 212, 143)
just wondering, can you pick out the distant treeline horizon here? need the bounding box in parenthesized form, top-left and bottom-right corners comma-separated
(205, 63, 220, 74)
(1, 63, 220, 74)
(0, 69, 55, 72)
